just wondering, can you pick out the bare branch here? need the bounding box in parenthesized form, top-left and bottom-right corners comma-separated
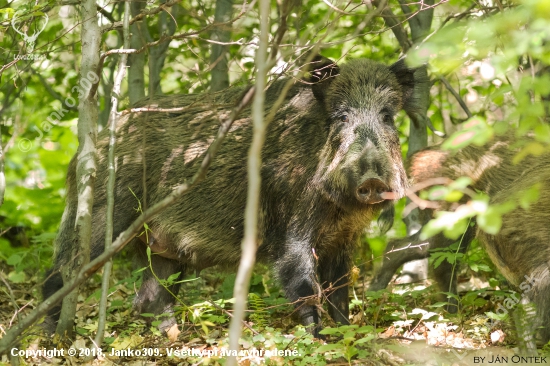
(88, 7, 247, 98)
(226, 0, 269, 362)
(100, 0, 183, 33)
(372, 0, 412, 52)
(207, 301, 259, 335)
(31, 69, 77, 111)
(439, 76, 473, 119)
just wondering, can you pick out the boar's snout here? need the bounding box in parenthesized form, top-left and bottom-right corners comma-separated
(355, 178, 390, 204)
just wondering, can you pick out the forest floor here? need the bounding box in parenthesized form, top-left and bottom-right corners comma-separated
(1, 256, 549, 365)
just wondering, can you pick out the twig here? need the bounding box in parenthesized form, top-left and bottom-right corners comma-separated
(321, 0, 355, 15)
(9, 301, 33, 329)
(372, 0, 412, 52)
(101, 0, 183, 32)
(89, 12, 246, 99)
(31, 69, 77, 111)
(0, 271, 20, 326)
(385, 241, 430, 254)
(207, 301, 259, 335)
(425, 116, 446, 137)
(97, 5, 116, 24)
(398, 176, 479, 216)
(439, 76, 473, 118)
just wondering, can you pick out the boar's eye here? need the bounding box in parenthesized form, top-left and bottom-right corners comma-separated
(340, 114, 349, 123)
(381, 110, 393, 124)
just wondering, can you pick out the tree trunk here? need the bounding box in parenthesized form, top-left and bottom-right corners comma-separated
(210, 0, 233, 92)
(147, 1, 178, 96)
(401, 0, 434, 282)
(55, 0, 100, 338)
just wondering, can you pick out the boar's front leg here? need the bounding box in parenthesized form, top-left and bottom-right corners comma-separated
(133, 243, 185, 332)
(275, 238, 322, 337)
(319, 253, 351, 326)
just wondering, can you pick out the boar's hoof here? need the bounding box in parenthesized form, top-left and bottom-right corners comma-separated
(158, 316, 178, 335)
(306, 323, 325, 340)
(356, 178, 390, 204)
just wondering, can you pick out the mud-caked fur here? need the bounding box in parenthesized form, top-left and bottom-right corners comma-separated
(43, 57, 422, 336)
(369, 133, 550, 314)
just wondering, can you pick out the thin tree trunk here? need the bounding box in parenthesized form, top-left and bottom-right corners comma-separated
(226, 0, 269, 364)
(94, 0, 131, 346)
(403, 1, 433, 230)
(128, 0, 146, 104)
(401, 0, 434, 279)
(56, 0, 101, 338)
(147, 0, 177, 96)
(98, 60, 116, 127)
(406, 0, 433, 154)
(210, 0, 233, 92)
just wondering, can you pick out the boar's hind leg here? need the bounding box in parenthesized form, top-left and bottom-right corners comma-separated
(275, 243, 322, 337)
(319, 253, 351, 326)
(42, 268, 64, 333)
(534, 275, 550, 346)
(515, 269, 550, 353)
(133, 242, 185, 332)
(512, 298, 539, 355)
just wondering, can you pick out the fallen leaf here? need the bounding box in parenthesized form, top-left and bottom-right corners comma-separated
(166, 323, 181, 342)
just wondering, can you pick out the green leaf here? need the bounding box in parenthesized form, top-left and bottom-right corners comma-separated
(166, 272, 182, 283)
(486, 311, 508, 321)
(8, 271, 27, 283)
(353, 334, 375, 345)
(315, 344, 345, 352)
(7, 254, 22, 266)
(442, 117, 493, 150)
(477, 209, 502, 235)
(431, 253, 447, 269)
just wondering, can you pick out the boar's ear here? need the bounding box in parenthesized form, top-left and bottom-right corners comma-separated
(305, 56, 340, 102)
(389, 58, 423, 113)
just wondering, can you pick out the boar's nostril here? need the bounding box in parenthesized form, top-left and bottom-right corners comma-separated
(356, 178, 390, 204)
(358, 187, 370, 196)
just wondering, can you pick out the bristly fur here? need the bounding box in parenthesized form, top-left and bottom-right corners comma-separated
(43, 56, 421, 336)
(370, 132, 550, 349)
(478, 155, 550, 348)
